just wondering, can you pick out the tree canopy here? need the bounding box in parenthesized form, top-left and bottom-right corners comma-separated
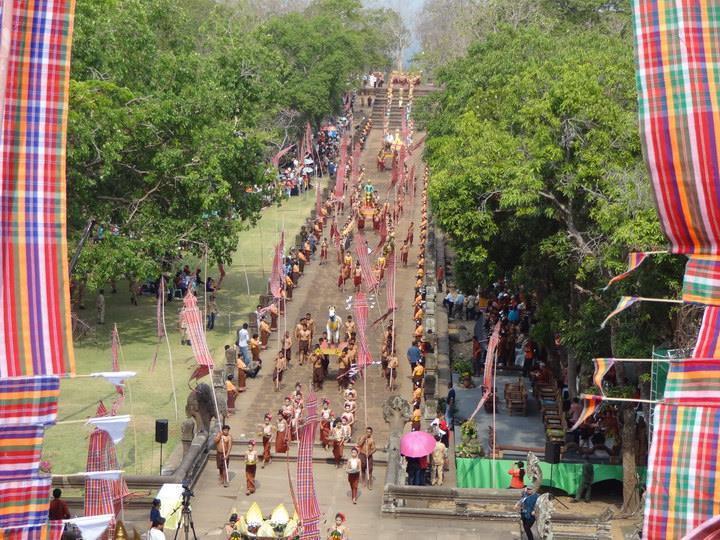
(421, 8, 683, 372)
(68, 0, 396, 288)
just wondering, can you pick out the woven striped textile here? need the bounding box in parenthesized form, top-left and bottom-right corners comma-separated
(296, 393, 320, 540)
(354, 233, 378, 292)
(270, 232, 284, 299)
(600, 296, 640, 329)
(181, 292, 214, 375)
(84, 430, 127, 520)
(0, 522, 63, 540)
(469, 322, 500, 420)
(352, 292, 372, 367)
(0, 477, 51, 528)
(663, 358, 720, 405)
(0, 377, 59, 427)
(602, 252, 650, 290)
(643, 404, 720, 539)
(685, 515, 720, 540)
(315, 182, 322, 222)
(633, 0, 720, 255)
(157, 278, 165, 339)
(334, 136, 347, 200)
(682, 256, 720, 305)
(693, 306, 720, 358)
(592, 358, 615, 394)
(568, 395, 602, 432)
(385, 249, 396, 311)
(0, 425, 43, 481)
(0, 0, 76, 378)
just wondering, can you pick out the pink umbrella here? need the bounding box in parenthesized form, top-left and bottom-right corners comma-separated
(399, 431, 436, 458)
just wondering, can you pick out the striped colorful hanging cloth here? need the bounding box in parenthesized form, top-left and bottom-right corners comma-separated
(0, 522, 63, 540)
(633, 0, 720, 256)
(0, 477, 53, 528)
(602, 252, 652, 290)
(469, 322, 500, 420)
(354, 233, 378, 292)
(693, 306, 720, 358)
(662, 358, 720, 406)
(682, 256, 720, 306)
(0, 426, 43, 481)
(385, 249, 396, 311)
(0, 0, 76, 378)
(600, 296, 640, 329)
(592, 358, 615, 394)
(270, 232, 285, 299)
(334, 136, 347, 201)
(296, 393, 321, 540)
(0, 377, 60, 427)
(353, 292, 372, 368)
(181, 292, 214, 379)
(568, 395, 603, 432)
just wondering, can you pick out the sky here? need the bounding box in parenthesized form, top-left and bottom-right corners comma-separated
(363, 0, 425, 66)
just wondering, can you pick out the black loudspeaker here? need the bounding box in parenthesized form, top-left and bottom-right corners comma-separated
(545, 441, 561, 464)
(155, 419, 169, 444)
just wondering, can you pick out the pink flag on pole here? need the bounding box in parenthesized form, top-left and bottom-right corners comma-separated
(181, 292, 214, 378)
(110, 325, 124, 396)
(272, 144, 295, 168)
(157, 278, 166, 338)
(270, 232, 285, 299)
(469, 322, 500, 420)
(386, 250, 396, 311)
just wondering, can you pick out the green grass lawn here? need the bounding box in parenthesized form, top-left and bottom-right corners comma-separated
(43, 188, 319, 476)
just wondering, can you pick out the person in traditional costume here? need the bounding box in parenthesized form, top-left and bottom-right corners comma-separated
(406, 221, 414, 246)
(357, 427, 376, 490)
(283, 331, 292, 363)
(275, 412, 289, 454)
(387, 353, 398, 391)
(343, 381, 357, 403)
(320, 238, 329, 265)
(319, 399, 332, 449)
(226, 375, 238, 414)
(346, 447, 361, 504)
(331, 420, 345, 467)
(400, 240, 409, 267)
(269, 302, 279, 331)
(273, 350, 287, 392)
(214, 425, 232, 487)
(353, 262, 362, 293)
(327, 513, 348, 540)
(260, 414, 274, 467)
(245, 441, 258, 496)
(341, 403, 355, 437)
(312, 349, 325, 391)
(259, 318, 271, 349)
(344, 315, 356, 342)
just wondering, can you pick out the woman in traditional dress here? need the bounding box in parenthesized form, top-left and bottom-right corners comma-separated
(260, 414, 274, 468)
(331, 420, 344, 467)
(275, 412, 289, 454)
(346, 447, 361, 504)
(245, 441, 258, 496)
(327, 513, 348, 540)
(319, 400, 332, 449)
(320, 238, 328, 265)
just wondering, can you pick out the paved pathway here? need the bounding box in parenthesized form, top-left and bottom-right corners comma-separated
(181, 96, 516, 539)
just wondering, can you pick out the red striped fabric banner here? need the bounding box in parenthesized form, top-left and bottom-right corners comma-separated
(0, 522, 63, 540)
(181, 292, 214, 378)
(334, 136, 347, 200)
(0, 377, 59, 427)
(315, 182, 322, 220)
(157, 278, 165, 339)
(634, 0, 720, 256)
(354, 233, 378, 292)
(592, 358, 615, 394)
(682, 256, 720, 306)
(693, 307, 720, 358)
(602, 252, 650, 290)
(353, 293, 372, 367)
(111, 325, 119, 372)
(0, 425, 43, 481)
(0, 0, 76, 378)
(296, 393, 320, 540)
(469, 322, 500, 420)
(385, 250, 396, 311)
(568, 395, 602, 432)
(84, 429, 127, 523)
(0, 477, 52, 528)
(270, 232, 285, 299)
(272, 144, 295, 168)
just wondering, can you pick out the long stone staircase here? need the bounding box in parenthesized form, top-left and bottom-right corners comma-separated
(369, 84, 437, 132)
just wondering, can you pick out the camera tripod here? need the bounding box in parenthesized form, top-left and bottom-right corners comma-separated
(171, 501, 198, 540)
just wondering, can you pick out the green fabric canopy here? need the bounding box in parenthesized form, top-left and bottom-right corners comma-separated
(456, 457, 646, 496)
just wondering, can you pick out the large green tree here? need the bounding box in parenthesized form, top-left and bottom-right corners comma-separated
(422, 21, 681, 513)
(68, 0, 394, 288)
